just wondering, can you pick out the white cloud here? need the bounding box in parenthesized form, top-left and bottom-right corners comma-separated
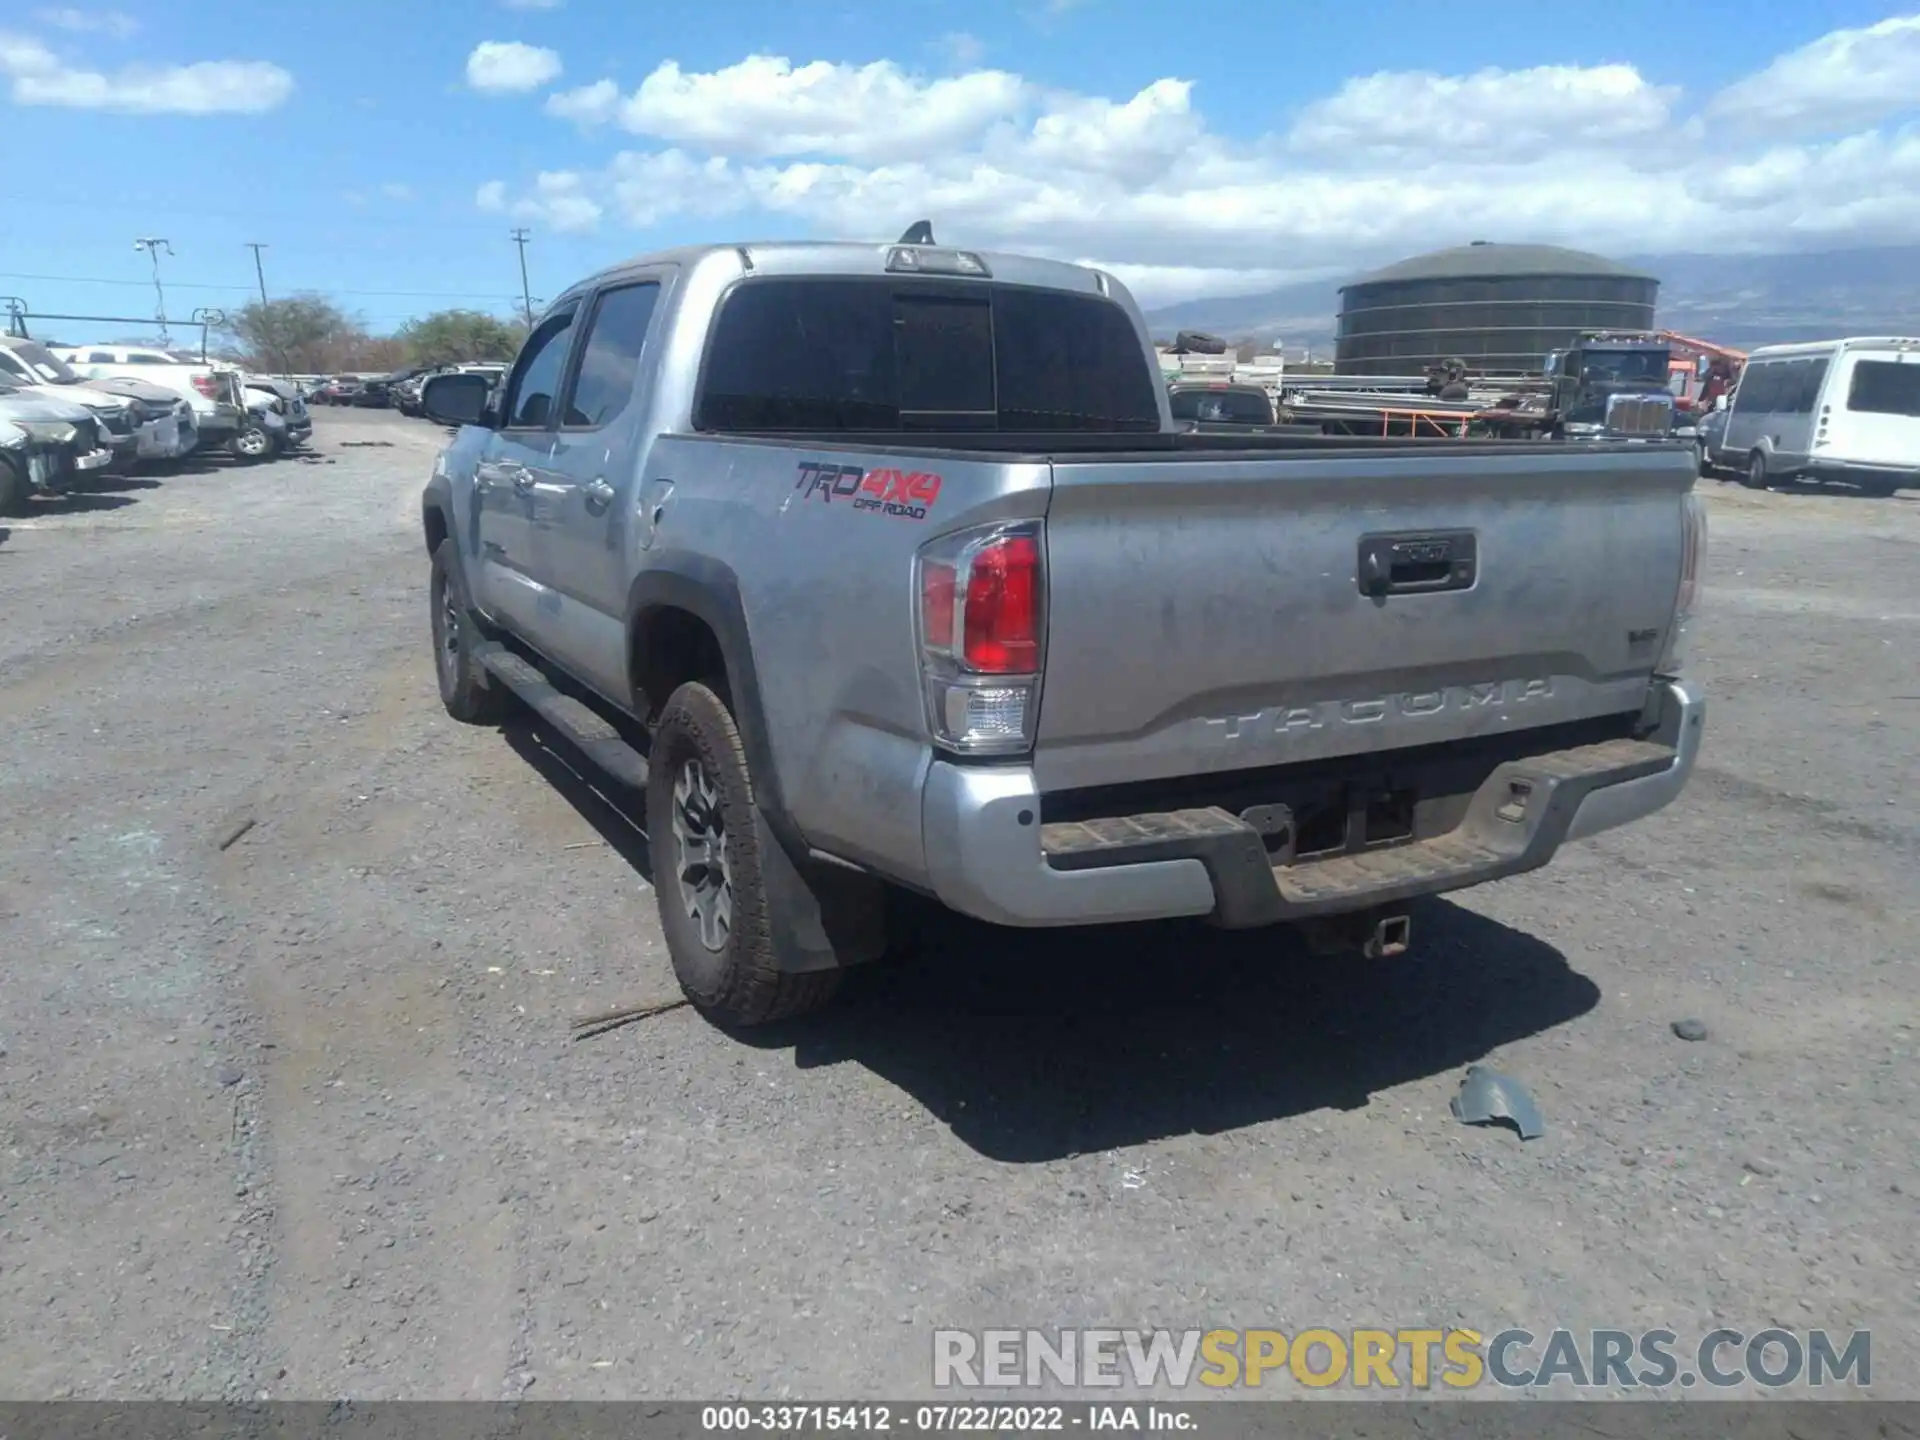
(609, 54, 1028, 162)
(477, 171, 604, 231)
(380, 182, 415, 201)
(472, 21, 1920, 307)
(33, 8, 138, 38)
(1707, 14, 1920, 135)
(0, 31, 293, 112)
(546, 76, 619, 125)
(1290, 63, 1674, 158)
(465, 40, 561, 94)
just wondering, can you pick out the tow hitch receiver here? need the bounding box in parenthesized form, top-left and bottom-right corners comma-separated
(1300, 908, 1413, 959)
(1368, 912, 1412, 959)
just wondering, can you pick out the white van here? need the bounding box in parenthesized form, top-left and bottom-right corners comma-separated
(1710, 336, 1920, 495)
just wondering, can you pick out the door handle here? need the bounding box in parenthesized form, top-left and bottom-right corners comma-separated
(477, 460, 532, 490)
(584, 478, 616, 508)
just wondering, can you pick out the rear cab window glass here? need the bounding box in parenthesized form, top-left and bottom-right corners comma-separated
(1846, 359, 1920, 417)
(562, 282, 661, 429)
(695, 278, 1160, 433)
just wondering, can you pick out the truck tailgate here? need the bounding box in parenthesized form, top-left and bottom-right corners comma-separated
(1034, 443, 1693, 793)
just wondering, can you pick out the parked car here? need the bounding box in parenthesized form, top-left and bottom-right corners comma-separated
(0, 380, 116, 514)
(53, 344, 247, 454)
(417, 237, 1707, 1027)
(309, 377, 357, 406)
(1708, 336, 1919, 494)
(0, 337, 162, 471)
(244, 377, 312, 449)
(394, 372, 431, 416)
(353, 374, 401, 408)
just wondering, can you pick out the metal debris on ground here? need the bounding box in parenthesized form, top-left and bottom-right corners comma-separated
(1672, 1017, 1710, 1041)
(213, 815, 256, 851)
(1449, 1065, 1545, 1140)
(569, 997, 691, 1040)
(338, 441, 395, 448)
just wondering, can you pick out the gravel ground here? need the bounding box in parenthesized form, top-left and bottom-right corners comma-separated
(0, 409, 1914, 1402)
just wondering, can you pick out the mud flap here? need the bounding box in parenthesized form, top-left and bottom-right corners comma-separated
(754, 809, 890, 973)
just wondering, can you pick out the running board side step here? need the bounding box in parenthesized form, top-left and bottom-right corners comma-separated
(472, 641, 649, 790)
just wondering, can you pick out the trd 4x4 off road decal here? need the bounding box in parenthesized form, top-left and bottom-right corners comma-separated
(793, 462, 942, 520)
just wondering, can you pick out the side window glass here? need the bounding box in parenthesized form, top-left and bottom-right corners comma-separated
(1799, 358, 1829, 413)
(502, 310, 575, 430)
(88, 351, 115, 364)
(562, 283, 660, 429)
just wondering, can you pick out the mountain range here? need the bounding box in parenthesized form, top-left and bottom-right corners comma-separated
(1140, 245, 1920, 359)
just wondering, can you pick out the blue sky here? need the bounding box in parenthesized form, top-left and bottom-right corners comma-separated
(3, 0, 1917, 340)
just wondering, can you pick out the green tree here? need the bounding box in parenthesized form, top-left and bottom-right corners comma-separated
(397, 310, 526, 369)
(224, 294, 370, 374)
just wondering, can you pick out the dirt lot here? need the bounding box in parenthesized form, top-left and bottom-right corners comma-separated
(1, 409, 1915, 1401)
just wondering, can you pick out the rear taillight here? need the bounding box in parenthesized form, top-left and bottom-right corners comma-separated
(916, 521, 1045, 755)
(1658, 493, 1706, 677)
(191, 374, 218, 399)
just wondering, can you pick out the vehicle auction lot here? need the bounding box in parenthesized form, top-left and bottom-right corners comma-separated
(0, 408, 1914, 1400)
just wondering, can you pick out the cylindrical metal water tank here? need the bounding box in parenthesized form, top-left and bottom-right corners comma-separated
(1335, 241, 1659, 376)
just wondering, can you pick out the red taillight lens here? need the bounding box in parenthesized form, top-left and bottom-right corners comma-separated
(962, 534, 1040, 673)
(191, 374, 218, 398)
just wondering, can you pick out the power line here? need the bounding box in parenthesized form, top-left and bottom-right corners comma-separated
(0, 271, 526, 302)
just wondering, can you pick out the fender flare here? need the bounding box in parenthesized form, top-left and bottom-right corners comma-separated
(626, 552, 795, 844)
(420, 473, 453, 553)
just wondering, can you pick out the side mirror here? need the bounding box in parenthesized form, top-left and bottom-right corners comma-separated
(422, 372, 494, 428)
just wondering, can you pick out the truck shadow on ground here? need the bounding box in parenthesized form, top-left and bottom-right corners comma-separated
(777, 898, 1597, 1161)
(508, 715, 1599, 1162)
(503, 719, 654, 885)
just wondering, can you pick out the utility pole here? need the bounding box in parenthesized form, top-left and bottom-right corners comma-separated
(245, 242, 294, 379)
(245, 242, 270, 306)
(133, 237, 175, 343)
(510, 228, 534, 327)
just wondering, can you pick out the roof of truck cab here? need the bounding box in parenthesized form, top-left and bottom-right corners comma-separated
(580, 241, 1120, 300)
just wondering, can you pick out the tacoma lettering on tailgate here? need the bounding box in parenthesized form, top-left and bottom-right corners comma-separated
(793, 461, 942, 520)
(1204, 678, 1556, 742)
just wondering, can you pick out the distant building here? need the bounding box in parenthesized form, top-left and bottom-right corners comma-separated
(1335, 241, 1660, 376)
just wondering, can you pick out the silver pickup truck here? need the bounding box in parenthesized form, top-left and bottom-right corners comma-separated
(419, 234, 1707, 1026)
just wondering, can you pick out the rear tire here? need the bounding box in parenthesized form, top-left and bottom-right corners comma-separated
(0, 454, 28, 517)
(1742, 450, 1769, 490)
(429, 538, 507, 724)
(647, 680, 843, 1027)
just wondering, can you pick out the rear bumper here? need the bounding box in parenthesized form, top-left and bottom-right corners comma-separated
(1805, 459, 1915, 488)
(921, 678, 1705, 929)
